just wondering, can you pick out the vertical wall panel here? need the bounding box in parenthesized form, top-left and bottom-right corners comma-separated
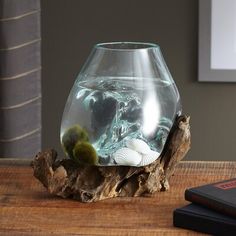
(0, 0, 41, 158)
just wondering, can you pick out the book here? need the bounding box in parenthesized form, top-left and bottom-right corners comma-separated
(173, 203, 236, 235)
(185, 178, 236, 217)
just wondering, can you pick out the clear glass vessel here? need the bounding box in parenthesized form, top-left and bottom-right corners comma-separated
(60, 42, 181, 166)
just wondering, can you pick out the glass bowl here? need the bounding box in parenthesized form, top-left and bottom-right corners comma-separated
(60, 42, 181, 166)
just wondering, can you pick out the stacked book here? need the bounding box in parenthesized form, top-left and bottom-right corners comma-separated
(173, 178, 236, 235)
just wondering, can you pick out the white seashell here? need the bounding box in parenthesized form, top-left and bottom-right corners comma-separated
(138, 150, 160, 167)
(126, 139, 151, 154)
(113, 148, 142, 166)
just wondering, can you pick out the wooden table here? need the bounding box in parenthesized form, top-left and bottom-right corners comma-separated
(0, 160, 236, 236)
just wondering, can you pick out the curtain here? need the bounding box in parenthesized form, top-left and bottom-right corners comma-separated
(0, 0, 41, 158)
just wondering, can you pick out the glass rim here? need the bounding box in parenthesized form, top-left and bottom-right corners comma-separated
(95, 42, 160, 51)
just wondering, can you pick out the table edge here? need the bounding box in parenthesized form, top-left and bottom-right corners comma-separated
(0, 158, 235, 166)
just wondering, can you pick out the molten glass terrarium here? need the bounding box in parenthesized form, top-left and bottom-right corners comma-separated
(60, 42, 181, 166)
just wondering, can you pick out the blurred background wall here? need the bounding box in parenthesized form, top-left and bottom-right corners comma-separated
(41, 0, 236, 160)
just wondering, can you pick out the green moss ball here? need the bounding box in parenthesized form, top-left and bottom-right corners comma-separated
(61, 124, 89, 159)
(73, 142, 98, 165)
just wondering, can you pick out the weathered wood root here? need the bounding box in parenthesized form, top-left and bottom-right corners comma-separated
(31, 115, 190, 202)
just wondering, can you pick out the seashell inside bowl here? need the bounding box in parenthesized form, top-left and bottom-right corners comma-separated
(138, 150, 160, 167)
(126, 139, 151, 154)
(112, 147, 142, 166)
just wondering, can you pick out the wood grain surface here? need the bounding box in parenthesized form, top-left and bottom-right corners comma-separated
(1, 161, 236, 236)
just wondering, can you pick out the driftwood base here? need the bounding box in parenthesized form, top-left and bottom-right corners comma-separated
(32, 115, 190, 202)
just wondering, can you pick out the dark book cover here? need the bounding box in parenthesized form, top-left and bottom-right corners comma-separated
(185, 178, 236, 217)
(173, 203, 236, 235)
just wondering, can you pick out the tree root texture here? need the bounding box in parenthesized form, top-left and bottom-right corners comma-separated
(31, 115, 191, 202)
